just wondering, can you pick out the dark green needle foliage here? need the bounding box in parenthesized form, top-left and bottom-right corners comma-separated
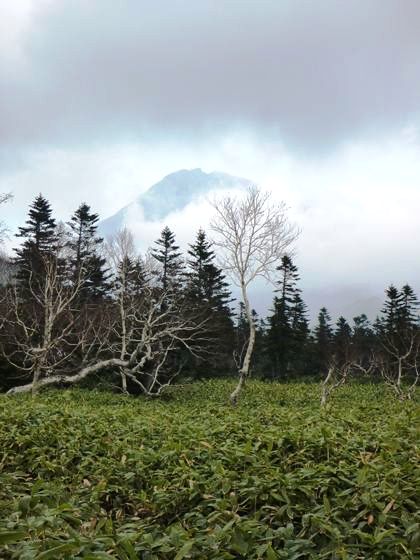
(14, 194, 58, 294)
(266, 256, 309, 379)
(151, 226, 184, 290)
(67, 203, 110, 300)
(185, 229, 235, 376)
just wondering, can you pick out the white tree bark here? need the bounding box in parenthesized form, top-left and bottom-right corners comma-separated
(4, 235, 212, 396)
(211, 186, 298, 404)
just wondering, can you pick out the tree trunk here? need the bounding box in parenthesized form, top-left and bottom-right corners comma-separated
(31, 365, 41, 397)
(7, 358, 128, 395)
(230, 282, 256, 405)
(121, 369, 128, 394)
(320, 366, 334, 407)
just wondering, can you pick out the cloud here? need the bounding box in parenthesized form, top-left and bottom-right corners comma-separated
(1, 1, 419, 319)
(1, 0, 420, 153)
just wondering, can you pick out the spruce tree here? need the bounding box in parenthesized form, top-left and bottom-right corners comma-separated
(334, 316, 352, 365)
(314, 307, 333, 372)
(352, 314, 375, 363)
(14, 194, 58, 291)
(185, 229, 234, 377)
(399, 284, 419, 330)
(114, 256, 146, 301)
(289, 292, 309, 373)
(151, 226, 183, 290)
(186, 228, 232, 312)
(266, 255, 307, 378)
(67, 203, 109, 300)
(380, 285, 403, 335)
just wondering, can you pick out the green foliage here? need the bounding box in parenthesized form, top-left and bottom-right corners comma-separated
(151, 227, 183, 290)
(0, 381, 418, 559)
(266, 256, 309, 379)
(67, 202, 110, 300)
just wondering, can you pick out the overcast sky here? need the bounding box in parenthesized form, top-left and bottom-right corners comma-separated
(1, 0, 419, 318)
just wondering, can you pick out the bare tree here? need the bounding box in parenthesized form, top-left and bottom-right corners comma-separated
(106, 228, 145, 393)
(5, 231, 212, 396)
(211, 186, 298, 404)
(320, 355, 373, 406)
(2, 250, 93, 395)
(374, 328, 419, 400)
(6, 282, 211, 396)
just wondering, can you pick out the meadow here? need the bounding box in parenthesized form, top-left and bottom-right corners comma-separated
(0, 380, 418, 559)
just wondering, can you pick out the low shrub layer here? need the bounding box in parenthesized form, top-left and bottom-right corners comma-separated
(0, 380, 418, 559)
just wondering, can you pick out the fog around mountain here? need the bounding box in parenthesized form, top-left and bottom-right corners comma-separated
(98, 168, 386, 324)
(99, 168, 253, 236)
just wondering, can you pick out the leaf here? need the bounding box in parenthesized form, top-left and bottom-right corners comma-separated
(0, 531, 26, 545)
(174, 540, 194, 560)
(230, 528, 249, 555)
(382, 499, 395, 514)
(36, 543, 79, 559)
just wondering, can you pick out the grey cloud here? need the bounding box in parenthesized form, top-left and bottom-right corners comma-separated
(1, 0, 420, 154)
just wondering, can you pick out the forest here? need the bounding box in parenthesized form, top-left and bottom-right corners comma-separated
(0, 190, 418, 401)
(0, 190, 419, 559)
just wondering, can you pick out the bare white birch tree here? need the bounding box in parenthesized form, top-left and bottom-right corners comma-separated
(374, 329, 420, 400)
(320, 356, 374, 406)
(5, 229, 212, 396)
(211, 186, 299, 404)
(5, 282, 211, 396)
(2, 250, 93, 395)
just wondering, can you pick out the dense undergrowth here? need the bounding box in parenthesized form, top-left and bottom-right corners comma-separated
(0, 380, 418, 559)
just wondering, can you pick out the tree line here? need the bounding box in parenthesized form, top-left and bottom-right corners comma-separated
(0, 191, 419, 402)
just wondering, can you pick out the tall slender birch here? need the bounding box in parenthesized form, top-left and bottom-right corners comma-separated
(211, 186, 299, 404)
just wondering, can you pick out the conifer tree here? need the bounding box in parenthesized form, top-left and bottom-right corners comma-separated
(14, 194, 58, 292)
(67, 203, 109, 300)
(314, 307, 333, 372)
(352, 314, 375, 364)
(185, 229, 234, 377)
(266, 256, 307, 378)
(334, 316, 352, 364)
(399, 284, 419, 330)
(151, 226, 183, 290)
(289, 291, 309, 373)
(380, 285, 403, 335)
(186, 228, 232, 312)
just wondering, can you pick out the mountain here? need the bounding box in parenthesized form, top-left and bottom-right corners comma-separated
(99, 168, 253, 236)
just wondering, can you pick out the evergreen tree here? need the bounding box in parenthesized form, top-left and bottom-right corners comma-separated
(289, 292, 310, 373)
(186, 228, 232, 312)
(334, 316, 352, 365)
(314, 307, 333, 372)
(185, 229, 235, 377)
(380, 285, 403, 335)
(352, 314, 375, 364)
(377, 284, 419, 360)
(399, 284, 419, 330)
(151, 226, 183, 290)
(67, 203, 109, 300)
(14, 194, 58, 291)
(114, 256, 146, 302)
(266, 256, 307, 378)
(16, 194, 57, 252)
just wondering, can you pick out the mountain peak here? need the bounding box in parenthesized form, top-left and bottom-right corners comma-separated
(99, 168, 253, 235)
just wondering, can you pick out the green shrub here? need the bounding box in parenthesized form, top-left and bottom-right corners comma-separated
(0, 381, 418, 558)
